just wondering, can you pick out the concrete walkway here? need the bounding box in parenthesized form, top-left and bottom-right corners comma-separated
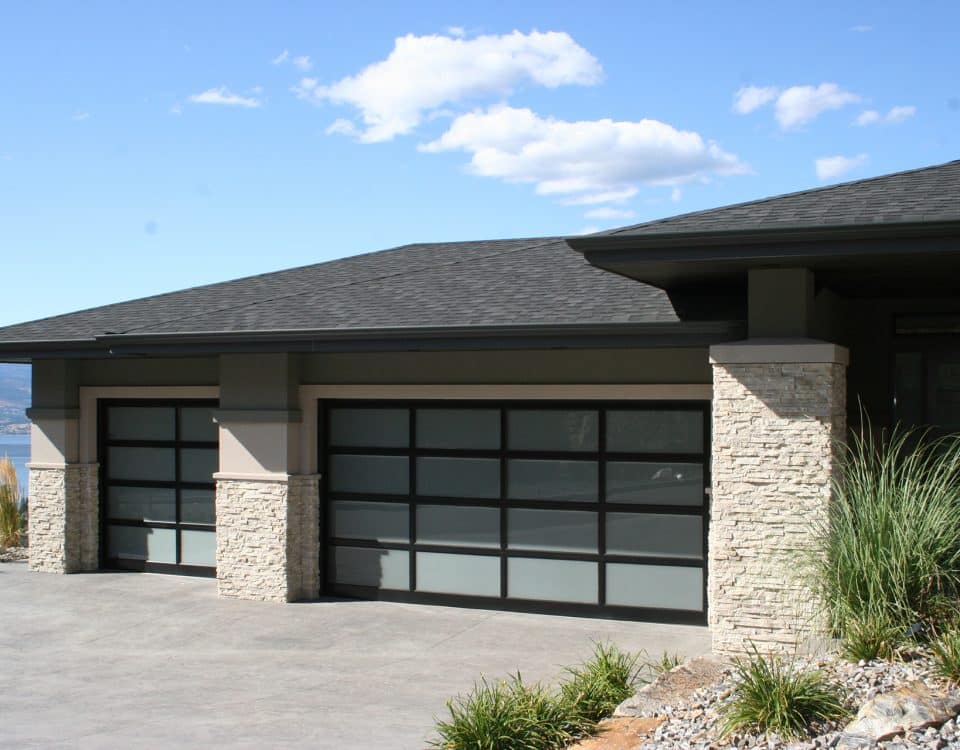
(1, 563, 710, 749)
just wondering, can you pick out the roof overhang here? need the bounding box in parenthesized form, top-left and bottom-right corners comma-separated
(567, 220, 960, 296)
(0, 320, 745, 363)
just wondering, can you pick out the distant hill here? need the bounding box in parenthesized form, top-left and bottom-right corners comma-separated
(0, 364, 30, 434)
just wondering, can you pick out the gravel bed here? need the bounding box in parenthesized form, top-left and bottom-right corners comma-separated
(637, 650, 960, 750)
(0, 545, 28, 562)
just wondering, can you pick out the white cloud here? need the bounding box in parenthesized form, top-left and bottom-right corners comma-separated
(774, 83, 860, 129)
(815, 153, 868, 181)
(292, 55, 312, 71)
(733, 85, 779, 114)
(188, 87, 261, 108)
(584, 207, 636, 220)
(733, 82, 860, 129)
(886, 105, 916, 122)
(272, 50, 289, 65)
(671, 187, 683, 202)
(421, 105, 747, 204)
(851, 24, 873, 32)
(447, 26, 466, 38)
(855, 105, 916, 126)
(325, 118, 359, 137)
(579, 225, 601, 235)
(302, 30, 603, 142)
(71, 111, 90, 121)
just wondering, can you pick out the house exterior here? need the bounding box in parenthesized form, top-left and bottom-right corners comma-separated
(2, 160, 958, 656)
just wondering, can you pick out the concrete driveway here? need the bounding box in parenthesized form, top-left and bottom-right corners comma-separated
(1, 563, 709, 749)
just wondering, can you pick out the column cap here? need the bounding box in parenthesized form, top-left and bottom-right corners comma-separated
(709, 338, 849, 365)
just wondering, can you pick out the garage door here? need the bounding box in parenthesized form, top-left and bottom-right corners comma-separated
(321, 401, 708, 623)
(99, 400, 219, 576)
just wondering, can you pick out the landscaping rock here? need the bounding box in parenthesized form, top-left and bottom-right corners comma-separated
(615, 654, 728, 717)
(837, 682, 960, 749)
(0, 545, 28, 562)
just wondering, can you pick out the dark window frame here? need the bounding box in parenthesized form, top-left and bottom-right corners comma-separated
(98, 398, 219, 578)
(320, 399, 710, 625)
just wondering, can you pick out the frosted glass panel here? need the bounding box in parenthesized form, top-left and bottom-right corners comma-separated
(107, 525, 177, 563)
(331, 546, 409, 589)
(107, 406, 175, 441)
(180, 407, 218, 442)
(181, 448, 217, 483)
(508, 509, 597, 553)
(606, 513, 702, 559)
(107, 486, 175, 522)
(417, 552, 500, 597)
(329, 455, 409, 494)
(508, 410, 598, 451)
(416, 457, 499, 498)
(181, 489, 215, 525)
(606, 563, 703, 611)
(108, 447, 175, 481)
(606, 462, 703, 505)
(181, 530, 216, 567)
(329, 408, 408, 448)
(508, 558, 597, 603)
(417, 409, 500, 449)
(417, 505, 499, 548)
(332, 501, 409, 543)
(508, 460, 597, 501)
(607, 410, 703, 454)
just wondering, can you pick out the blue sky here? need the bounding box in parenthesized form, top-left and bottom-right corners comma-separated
(1, 1, 957, 327)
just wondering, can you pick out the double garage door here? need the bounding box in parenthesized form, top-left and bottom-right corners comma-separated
(322, 401, 709, 623)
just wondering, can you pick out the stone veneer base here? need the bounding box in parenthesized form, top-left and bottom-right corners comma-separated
(28, 464, 99, 574)
(709, 355, 846, 656)
(215, 475, 319, 603)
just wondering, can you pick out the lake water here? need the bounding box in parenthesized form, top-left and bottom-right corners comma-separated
(0, 434, 30, 496)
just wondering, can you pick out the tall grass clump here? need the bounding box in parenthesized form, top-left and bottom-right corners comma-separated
(0, 456, 24, 548)
(433, 674, 589, 750)
(719, 648, 846, 740)
(931, 627, 960, 685)
(559, 642, 643, 723)
(804, 422, 960, 653)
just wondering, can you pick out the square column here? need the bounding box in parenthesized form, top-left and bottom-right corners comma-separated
(709, 340, 848, 655)
(214, 354, 319, 602)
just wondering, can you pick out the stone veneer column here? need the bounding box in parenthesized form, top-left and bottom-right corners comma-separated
(709, 340, 848, 656)
(28, 463, 99, 573)
(215, 473, 319, 602)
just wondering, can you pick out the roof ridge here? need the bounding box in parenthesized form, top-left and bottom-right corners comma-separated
(117, 237, 562, 335)
(604, 158, 960, 236)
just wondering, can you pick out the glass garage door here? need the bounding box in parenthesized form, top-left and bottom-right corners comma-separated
(321, 401, 709, 623)
(100, 400, 218, 576)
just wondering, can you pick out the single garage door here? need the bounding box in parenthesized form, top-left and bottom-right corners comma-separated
(99, 399, 219, 576)
(321, 401, 708, 623)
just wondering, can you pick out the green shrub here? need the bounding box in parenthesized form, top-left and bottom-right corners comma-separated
(931, 628, 960, 684)
(837, 606, 904, 662)
(433, 674, 588, 750)
(559, 642, 643, 723)
(0, 457, 24, 548)
(803, 422, 960, 652)
(647, 650, 684, 676)
(719, 648, 846, 740)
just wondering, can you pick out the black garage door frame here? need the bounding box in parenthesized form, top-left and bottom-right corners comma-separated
(98, 398, 219, 578)
(320, 399, 709, 625)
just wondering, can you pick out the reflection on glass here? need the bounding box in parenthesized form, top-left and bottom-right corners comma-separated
(416, 457, 499, 498)
(606, 563, 703, 611)
(107, 406, 175, 441)
(607, 410, 702, 454)
(328, 454, 409, 494)
(108, 447, 175, 482)
(180, 448, 217, 483)
(606, 462, 703, 505)
(508, 410, 598, 451)
(416, 552, 500, 597)
(107, 525, 177, 563)
(416, 505, 499, 548)
(508, 509, 597, 552)
(332, 501, 409, 543)
(606, 513, 702, 559)
(180, 407, 218, 442)
(417, 409, 500, 449)
(107, 486, 175, 522)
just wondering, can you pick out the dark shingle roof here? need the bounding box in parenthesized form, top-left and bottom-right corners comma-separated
(599, 160, 960, 238)
(0, 237, 680, 346)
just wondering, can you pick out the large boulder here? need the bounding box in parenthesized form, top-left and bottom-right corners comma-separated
(837, 681, 960, 748)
